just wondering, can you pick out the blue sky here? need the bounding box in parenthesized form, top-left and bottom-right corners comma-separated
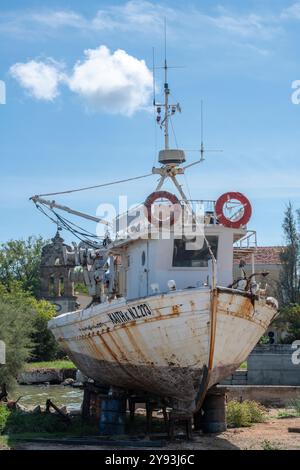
(1, 0, 300, 246)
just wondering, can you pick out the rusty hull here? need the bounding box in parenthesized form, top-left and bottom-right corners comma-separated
(49, 287, 277, 405)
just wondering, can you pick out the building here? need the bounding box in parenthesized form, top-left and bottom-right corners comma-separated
(39, 231, 78, 314)
(233, 246, 284, 296)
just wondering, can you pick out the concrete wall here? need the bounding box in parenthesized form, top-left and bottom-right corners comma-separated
(247, 344, 300, 386)
(224, 385, 300, 407)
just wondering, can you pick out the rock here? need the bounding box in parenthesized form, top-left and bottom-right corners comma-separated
(15, 403, 27, 413)
(76, 370, 89, 384)
(62, 378, 74, 386)
(18, 369, 64, 385)
(31, 405, 42, 414)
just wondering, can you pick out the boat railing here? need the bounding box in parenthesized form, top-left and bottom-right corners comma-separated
(234, 230, 257, 250)
(113, 199, 218, 236)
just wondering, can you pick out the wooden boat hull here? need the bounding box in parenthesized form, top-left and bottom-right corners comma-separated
(48, 287, 277, 406)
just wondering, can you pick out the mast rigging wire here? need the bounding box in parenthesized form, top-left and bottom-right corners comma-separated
(34, 173, 153, 198)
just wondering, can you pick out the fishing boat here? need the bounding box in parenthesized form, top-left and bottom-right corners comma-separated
(31, 51, 278, 415)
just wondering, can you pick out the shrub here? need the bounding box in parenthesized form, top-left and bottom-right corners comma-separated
(289, 399, 300, 415)
(0, 405, 10, 433)
(227, 400, 266, 428)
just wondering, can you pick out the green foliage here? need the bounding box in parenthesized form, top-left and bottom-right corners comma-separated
(25, 360, 75, 370)
(278, 203, 300, 305)
(261, 439, 280, 450)
(0, 405, 10, 433)
(238, 361, 247, 370)
(0, 283, 58, 385)
(0, 236, 47, 297)
(0, 410, 99, 438)
(275, 304, 300, 343)
(227, 400, 266, 428)
(289, 398, 300, 415)
(74, 282, 88, 295)
(0, 298, 34, 389)
(2, 409, 69, 434)
(259, 335, 270, 344)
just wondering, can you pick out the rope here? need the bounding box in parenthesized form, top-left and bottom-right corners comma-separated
(35, 173, 153, 197)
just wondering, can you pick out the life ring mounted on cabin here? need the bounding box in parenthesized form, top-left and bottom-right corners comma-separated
(144, 191, 181, 226)
(215, 192, 252, 229)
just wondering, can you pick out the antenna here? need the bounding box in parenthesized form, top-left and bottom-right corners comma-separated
(163, 16, 169, 150)
(200, 100, 204, 162)
(152, 47, 156, 106)
(153, 18, 183, 156)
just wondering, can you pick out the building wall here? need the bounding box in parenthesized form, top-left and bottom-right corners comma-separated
(233, 263, 281, 297)
(223, 344, 300, 386)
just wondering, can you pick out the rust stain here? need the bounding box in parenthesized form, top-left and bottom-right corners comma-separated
(220, 292, 259, 323)
(106, 331, 130, 363)
(99, 334, 121, 364)
(122, 324, 149, 364)
(171, 304, 181, 315)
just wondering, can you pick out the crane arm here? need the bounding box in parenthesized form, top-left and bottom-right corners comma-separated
(30, 195, 112, 227)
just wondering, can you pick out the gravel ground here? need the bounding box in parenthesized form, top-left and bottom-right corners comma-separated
(6, 414, 300, 451)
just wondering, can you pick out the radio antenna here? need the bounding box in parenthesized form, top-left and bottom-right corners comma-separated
(163, 17, 169, 149)
(152, 47, 156, 106)
(200, 100, 204, 161)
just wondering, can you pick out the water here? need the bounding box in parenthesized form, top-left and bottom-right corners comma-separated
(11, 384, 83, 411)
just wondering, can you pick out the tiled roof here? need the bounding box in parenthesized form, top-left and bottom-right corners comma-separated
(233, 246, 284, 265)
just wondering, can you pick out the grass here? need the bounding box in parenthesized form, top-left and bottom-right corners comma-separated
(25, 360, 76, 370)
(0, 405, 164, 448)
(227, 400, 267, 428)
(261, 439, 281, 451)
(0, 405, 10, 433)
(0, 405, 98, 442)
(238, 361, 247, 370)
(0, 435, 9, 450)
(277, 399, 300, 419)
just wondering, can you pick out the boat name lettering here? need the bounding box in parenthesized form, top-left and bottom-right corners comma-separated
(79, 321, 105, 332)
(107, 303, 152, 325)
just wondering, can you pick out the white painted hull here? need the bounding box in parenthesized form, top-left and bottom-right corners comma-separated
(48, 287, 277, 406)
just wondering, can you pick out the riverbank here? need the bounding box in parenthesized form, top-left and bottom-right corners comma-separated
(18, 360, 77, 385)
(24, 360, 76, 370)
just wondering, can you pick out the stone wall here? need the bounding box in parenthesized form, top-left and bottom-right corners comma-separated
(247, 344, 300, 386)
(222, 344, 300, 386)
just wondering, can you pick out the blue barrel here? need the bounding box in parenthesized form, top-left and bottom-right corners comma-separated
(99, 398, 126, 435)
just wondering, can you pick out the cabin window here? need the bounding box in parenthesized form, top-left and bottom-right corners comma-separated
(172, 236, 218, 268)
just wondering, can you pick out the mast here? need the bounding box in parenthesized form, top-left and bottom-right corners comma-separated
(164, 17, 169, 150)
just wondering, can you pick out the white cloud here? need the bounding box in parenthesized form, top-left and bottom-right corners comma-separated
(281, 3, 300, 20)
(0, 1, 280, 41)
(10, 46, 153, 115)
(10, 59, 64, 101)
(29, 10, 86, 29)
(209, 12, 276, 40)
(67, 45, 153, 116)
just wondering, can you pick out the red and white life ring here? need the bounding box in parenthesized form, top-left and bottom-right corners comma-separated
(215, 192, 252, 228)
(144, 191, 181, 226)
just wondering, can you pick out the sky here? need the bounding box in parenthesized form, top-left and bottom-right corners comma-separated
(1, 0, 300, 246)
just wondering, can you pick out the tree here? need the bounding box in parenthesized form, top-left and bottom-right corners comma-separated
(0, 282, 58, 367)
(0, 236, 47, 297)
(0, 299, 34, 389)
(274, 304, 300, 343)
(277, 203, 300, 305)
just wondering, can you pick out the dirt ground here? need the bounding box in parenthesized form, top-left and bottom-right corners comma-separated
(3, 412, 299, 451)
